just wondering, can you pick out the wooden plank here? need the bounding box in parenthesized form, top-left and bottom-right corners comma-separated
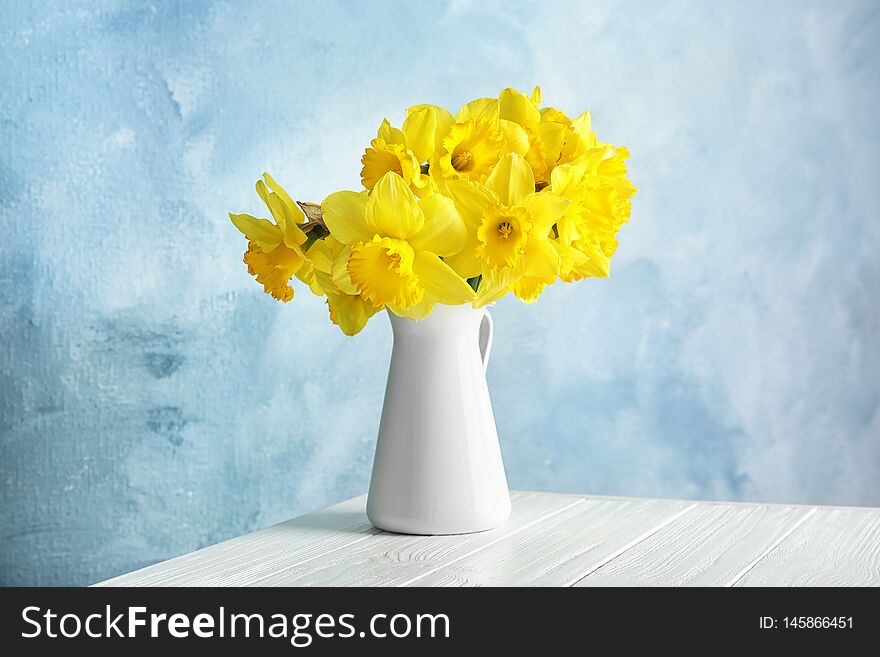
(734, 506, 880, 586)
(574, 502, 813, 586)
(408, 497, 696, 587)
(96, 496, 377, 586)
(248, 492, 586, 586)
(96, 491, 880, 587)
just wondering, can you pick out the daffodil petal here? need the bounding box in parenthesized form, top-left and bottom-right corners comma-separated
(499, 119, 530, 156)
(331, 243, 359, 295)
(321, 190, 373, 244)
(265, 192, 287, 224)
(473, 267, 516, 306)
(295, 262, 325, 296)
(365, 172, 425, 240)
(263, 172, 299, 218)
(499, 87, 541, 129)
(530, 86, 542, 106)
(523, 236, 561, 281)
(575, 239, 611, 278)
(402, 106, 437, 163)
(306, 239, 335, 274)
(229, 213, 282, 251)
(455, 97, 499, 123)
(377, 118, 406, 146)
(313, 269, 334, 294)
(281, 220, 308, 250)
(392, 296, 435, 321)
(413, 251, 476, 305)
(327, 293, 380, 336)
(443, 179, 497, 227)
(255, 178, 270, 207)
(597, 146, 631, 178)
(443, 233, 482, 279)
(570, 110, 593, 140)
(267, 193, 307, 248)
(556, 206, 582, 244)
(513, 276, 547, 304)
(519, 191, 570, 235)
(550, 160, 588, 198)
(486, 153, 534, 207)
(408, 104, 455, 150)
(257, 184, 287, 229)
(410, 194, 467, 257)
(413, 173, 436, 198)
(552, 238, 590, 281)
(260, 187, 306, 249)
(537, 121, 567, 163)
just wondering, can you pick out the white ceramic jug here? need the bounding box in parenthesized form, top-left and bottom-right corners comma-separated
(366, 303, 511, 535)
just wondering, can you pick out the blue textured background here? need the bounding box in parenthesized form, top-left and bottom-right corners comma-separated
(2, 0, 879, 585)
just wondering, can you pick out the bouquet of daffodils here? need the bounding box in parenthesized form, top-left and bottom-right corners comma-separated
(229, 87, 636, 335)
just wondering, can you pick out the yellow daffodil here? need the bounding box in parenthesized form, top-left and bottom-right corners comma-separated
(243, 241, 300, 302)
(322, 171, 475, 318)
(230, 173, 309, 302)
(427, 97, 529, 186)
(361, 120, 421, 191)
(537, 105, 593, 177)
(228, 86, 636, 333)
(360, 113, 442, 194)
(445, 152, 570, 305)
(437, 119, 504, 181)
(498, 86, 594, 184)
(548, 143, 637, 281)
(361, 139, 420, 191)
(302, 235, 382, 335)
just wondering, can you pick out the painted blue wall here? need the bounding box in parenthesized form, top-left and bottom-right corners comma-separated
(2, 0, 878, 585)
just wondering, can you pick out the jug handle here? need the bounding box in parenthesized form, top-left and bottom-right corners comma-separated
(479, 310, 493, 373)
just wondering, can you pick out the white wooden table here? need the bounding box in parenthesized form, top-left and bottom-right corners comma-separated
(97, 491, 880, 586)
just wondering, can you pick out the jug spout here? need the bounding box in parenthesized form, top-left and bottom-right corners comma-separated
(366, 304, 511, 535)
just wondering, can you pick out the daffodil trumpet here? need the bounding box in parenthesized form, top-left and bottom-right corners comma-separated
(229, 86, 636, 335)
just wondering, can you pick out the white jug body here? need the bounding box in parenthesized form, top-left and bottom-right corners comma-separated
(366, 304, 511, 534)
